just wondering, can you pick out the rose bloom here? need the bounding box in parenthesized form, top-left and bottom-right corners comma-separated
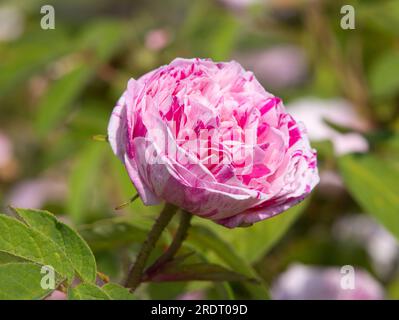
(108, 58, 318, 228)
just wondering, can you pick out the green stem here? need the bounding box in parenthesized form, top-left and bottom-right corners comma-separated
(144, 210, 193, 277)
(124, 203, 178, 291)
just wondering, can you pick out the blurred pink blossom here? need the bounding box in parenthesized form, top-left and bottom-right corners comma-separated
(236, 46, 308, 89)
(317, 169, 346, 197)
(287, 98, 369, 156)
(45, 290, 67, 300)
(271, 263, 384, 300)
(333, 215, 399, 278)
(0, 5, 24, 42)
(219, 0, 261, 10)
(145, 29, 171, 51)
(0, 131, 13, 168)
(0, 131, 18, 181)
(7, 178, 67, 209)
(177, 291, 205, 300)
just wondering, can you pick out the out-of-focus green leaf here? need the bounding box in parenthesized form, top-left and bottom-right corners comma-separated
(199, 201, 308, 263)
(369, 50, 399, 98)
(67, 143, 107, 224)
(35, 20, 129, 136)
(79, 218, 148, 251)
(181, 0, 237, 60)
(68, 283, 111, 300)
(0, 263, 62, 300)
(0, 33, 69, 97)
(13, 208, 97, 283)
(339, 155, 399, 239)
(77, 20, 128, 63)
(0, 214, 74, 282)
(359, 0, 399, 36)
(187, 225, 269, 299)
(102, 283, 136, 300)
(35, 65, 92, 136)
(149, 262, 255, 283)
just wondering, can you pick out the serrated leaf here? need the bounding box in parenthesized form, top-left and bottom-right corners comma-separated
(102, 283, 136, 300)
(0, 214, 74, 282)
(13, 208, 97, 283)
(148, 262, 255, 283)
(68, 283, 111, 300)
(339, 155, 399, 240)
(0, 263, 63, 300)
(79, 218, 148, 251)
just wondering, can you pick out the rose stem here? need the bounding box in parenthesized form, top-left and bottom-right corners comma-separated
(124, 203, 178, 291)
(144, 210, 193, 278)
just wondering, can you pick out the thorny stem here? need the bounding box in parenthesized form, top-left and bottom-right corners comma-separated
(144, 210, 193, 278)
(124, 203, 178, 291)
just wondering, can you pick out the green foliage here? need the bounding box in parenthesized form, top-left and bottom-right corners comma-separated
(0, 214, 75, 282)
(35, 65, 92, 136)
(187, 225, 269, 299)
(0, 210, 99, 299)
(102, 283, 136, 300)
(369, 50, 399, 98)
(0, 263, 63, 300)
(149, 262, 255, 283)
(68, 283, 111, 300)
(1, 0, 399, 301)
(79, 218, 148, 251)
(199, 201, 308, 263)
(339, 155, 399, 239)
(67, 143, 107, 223)
(13, 208, 97, 283)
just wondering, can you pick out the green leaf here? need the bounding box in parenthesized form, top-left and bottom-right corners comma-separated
(0, 263, 63, 300)
(359, 0, 399, 36)
(339, 155, 399, 239)
(79, 218, 148, 251)
(0, 214, 74, 282)
(34, 20, 128, 137)
(199, 201, 307, 263)
(77, 20, 127, 63)
(0, 252, 25, 264)
(35, 65, 92, 136)
(68, 283, 111, 300)
(0, 32, 70, 97)
(13, 208, 97, 283)
(67, 143, 107, 224)
(187, 225, 269, 299)
(102, 283, 136, 300)
(149, 262, 255, 283)
(369, 50, 399, 98)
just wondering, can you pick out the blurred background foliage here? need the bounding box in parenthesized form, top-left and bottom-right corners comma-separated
(0, 0, 398, 299)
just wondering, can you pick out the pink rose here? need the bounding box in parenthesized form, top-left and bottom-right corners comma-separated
(108, 58, 318, 228)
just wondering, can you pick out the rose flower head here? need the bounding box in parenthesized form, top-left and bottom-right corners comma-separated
(108, 58, 319, 228)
